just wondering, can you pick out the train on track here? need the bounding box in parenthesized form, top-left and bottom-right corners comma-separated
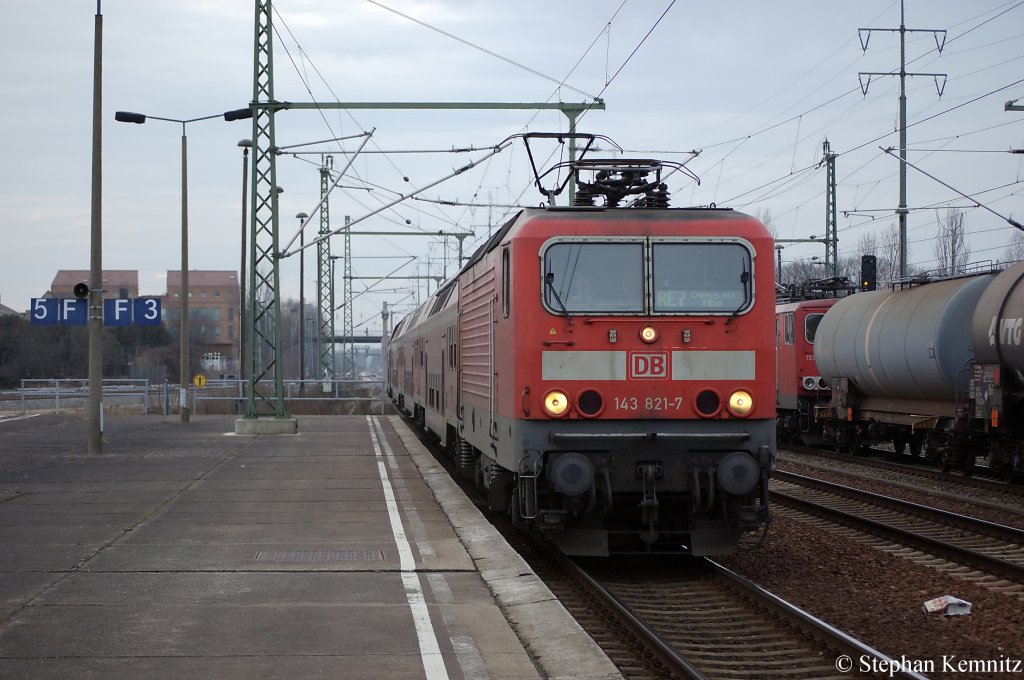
(775, 261, 1024, 481)
(774, 295, 838, 443)
(388, 138, 775, 556)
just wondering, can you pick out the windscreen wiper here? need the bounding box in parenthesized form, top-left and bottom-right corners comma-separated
(544, 272, 573, 323)
(724, 268, 751, 326)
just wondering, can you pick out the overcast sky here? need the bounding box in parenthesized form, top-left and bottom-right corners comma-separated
(2, 1, 1022, 331)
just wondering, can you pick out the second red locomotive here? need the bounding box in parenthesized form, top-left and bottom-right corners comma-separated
(775, 297, 839, 443)
(388, 155, 775, 555)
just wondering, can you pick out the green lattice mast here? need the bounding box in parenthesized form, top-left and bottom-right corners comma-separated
(318, 157, 336, 382)
(245, 0, 286, 418)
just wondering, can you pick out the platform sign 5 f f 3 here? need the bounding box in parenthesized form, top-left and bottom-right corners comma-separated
(30, 297, 161, 326)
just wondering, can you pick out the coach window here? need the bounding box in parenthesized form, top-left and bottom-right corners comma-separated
(502, 247, 510, 318)
(652, 242, 752, 314)
(784, 313, 795, 345)
(543, 241, 644, 314)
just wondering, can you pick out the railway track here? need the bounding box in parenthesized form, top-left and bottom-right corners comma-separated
(778, 445, 1024, 518)
(404, 412, 923, 679)
(569, 555, 926, 680)
(772, 471, 1024, 594)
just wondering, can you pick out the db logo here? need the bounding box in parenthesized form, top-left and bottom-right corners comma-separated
(629, 352, 669, 379)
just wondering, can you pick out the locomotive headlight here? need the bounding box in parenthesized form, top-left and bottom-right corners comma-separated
(543, 389, 570, 417)
(727, 389, 754, 417)
(639, 325, 658, 343)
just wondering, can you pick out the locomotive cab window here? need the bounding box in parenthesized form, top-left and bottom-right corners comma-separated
(805, 313, 824, 344)
(652, 242, 752, 314)
(543, 241, 644, 314)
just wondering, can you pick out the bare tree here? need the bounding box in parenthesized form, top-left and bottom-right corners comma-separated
(879, 222, 900, 282)
(842, 232, 881, 285)
(933, 208, 970, 276)
(756, 208, 781, 282)
(857, 232, 878, 257)
(1005, 230, 1024, 263)
(781, 259, 828, 287)
(836, 253, 860, 282)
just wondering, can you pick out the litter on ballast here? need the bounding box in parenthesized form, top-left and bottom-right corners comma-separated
(922, 595, 972, 616)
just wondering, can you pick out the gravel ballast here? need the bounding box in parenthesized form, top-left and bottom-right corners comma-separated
(716, 512, 1024, 679)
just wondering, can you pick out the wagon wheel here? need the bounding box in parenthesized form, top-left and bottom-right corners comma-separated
(959, 451, 976, 477)
(832, 436, 846, 454)
(474, 459, 486, 493)
(844, 431, 864, 456)
(509, 485, 524, 527)
(908, 435, 925, 458)
(892, 436, 907, 456)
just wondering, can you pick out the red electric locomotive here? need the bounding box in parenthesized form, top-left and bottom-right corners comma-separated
(775, 297, 839, 443)
(389, 151, 775, 555)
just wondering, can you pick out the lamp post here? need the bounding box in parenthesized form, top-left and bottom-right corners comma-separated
(115, 107, 251, 422)
(88, 2, 104, 453)
(296, 212, 309, 395)
(238, 139, 252, 389)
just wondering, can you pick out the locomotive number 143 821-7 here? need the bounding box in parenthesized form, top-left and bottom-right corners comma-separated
(613, 395, 684, 411)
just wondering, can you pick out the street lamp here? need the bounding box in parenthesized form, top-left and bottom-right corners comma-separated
(296, 211, 309, 394)
(238, 139, 252, 387)
(115, 107, 251, 422)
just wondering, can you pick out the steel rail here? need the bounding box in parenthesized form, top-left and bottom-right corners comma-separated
(772, 481, 1024, 583)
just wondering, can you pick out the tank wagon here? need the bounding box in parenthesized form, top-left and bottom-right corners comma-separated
(388, 150, 775, 555)
(814, 262, 1024, 478)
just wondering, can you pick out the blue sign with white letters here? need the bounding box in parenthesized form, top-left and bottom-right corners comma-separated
(30, 298, 59, 325)
(31, 298, 88, 325)
(104, 299, 133, 326)
(60, 299, 88, 325)
(133, 297, 161, 326)
(30, 297, 162, 326)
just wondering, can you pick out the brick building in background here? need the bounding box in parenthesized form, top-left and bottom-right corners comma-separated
(47, 269, 241, 379)
(49, 270, 139, 299)
(163, 270, 240, 378)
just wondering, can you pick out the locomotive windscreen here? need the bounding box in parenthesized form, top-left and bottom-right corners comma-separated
(652, 243, 751, 313)
(543, 242, 644, 313)
(542, 239, 754, 315)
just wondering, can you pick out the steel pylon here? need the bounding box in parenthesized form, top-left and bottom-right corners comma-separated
(245, 0, 286, 418)
(317, 158, 335, 382)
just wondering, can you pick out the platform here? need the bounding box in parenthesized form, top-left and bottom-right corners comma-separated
(0, 413, 621, 679)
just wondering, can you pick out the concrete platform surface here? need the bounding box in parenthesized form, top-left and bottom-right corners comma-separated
(0, 413, 621, 680)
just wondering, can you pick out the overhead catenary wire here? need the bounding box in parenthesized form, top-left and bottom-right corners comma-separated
(654, 4, 1024, 210)
(879, 146, 1024, 232)
(283, 143, 512, 258)
(363, 0, 602, 102)
(271, 8, 465, 233)
(270, 2, 1022, 287)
